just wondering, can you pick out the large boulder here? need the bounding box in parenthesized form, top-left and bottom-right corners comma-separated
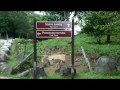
(1, 46, 9, 50)
(8, 39, 13, 44)
(95, 56, 117, 73)
(0, 62, 13, 74)
(0, 50, 7, 55)
(2, 40, 7, 44)
(0, 46, 9, 51)
(0, 51, 9, 62)
(0, 46, 10, 54)
(4, 42, 12, 48)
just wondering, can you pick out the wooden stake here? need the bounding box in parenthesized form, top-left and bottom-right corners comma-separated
(81, 46, 93, 72)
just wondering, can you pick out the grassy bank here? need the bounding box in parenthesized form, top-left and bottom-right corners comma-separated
(0, 33, 120, 79)
(37, 33, 120, 58)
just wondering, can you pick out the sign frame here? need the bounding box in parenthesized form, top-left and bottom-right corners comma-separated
(36, 21, 72, 29)
(34, 20, 74, 79)
(36, 30, 72, 38)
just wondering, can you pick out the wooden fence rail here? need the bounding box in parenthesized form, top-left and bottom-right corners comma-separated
(81, 46, 93, 72)
(17, 46, 33, 60)
(13, 51, 34, 72)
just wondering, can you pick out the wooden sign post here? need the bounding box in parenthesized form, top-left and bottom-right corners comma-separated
(34, 19, 37, 79)
(71, 18, 74, 79)
(34, 19, 74, 79)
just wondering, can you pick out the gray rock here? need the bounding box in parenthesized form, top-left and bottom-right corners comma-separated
(17, 66, 47, 77)
(55, 66, 76, 76)
(95, 56, 117, 73)
(0, 62, 13, 74)
(35, 66, 47, 77)
(1, 46, 9, 50)
(0, 52, 9, 62)
(4, 43, 11, 47)
(8, 39, 13, 44)
(0, 50, 8, 55)
(0, 46, 9, 54)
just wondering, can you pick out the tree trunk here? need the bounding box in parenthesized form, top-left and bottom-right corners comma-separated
(19, 34, 22, 38)
(106, 30, 111, 43)
(0, 33, 1, 38)
(26, 33, 29, 39)
(106, 35, 111, 43)
(6, 34, 8, 42)
(22, 35, 23, 38)
(12, 27, 16, 38)
(97, 36, 101, 44)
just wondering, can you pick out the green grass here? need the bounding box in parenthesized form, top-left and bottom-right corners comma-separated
(46, 73, 71, 79)
(45, 70, 120, 79)
(6, 41, 18, 66)
(1, 71, 120, 79)
(6, 38, 33, 67)
(0, 72, 34, 79)
(1, 33, 120, 79)
(37, 33, 120, 58)
(75, 71, 120, 79)
(33, 33, 120, 79)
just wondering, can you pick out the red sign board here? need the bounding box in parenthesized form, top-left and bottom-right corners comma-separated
(36, 21, 72, 29)
(36, 30, 71, 38)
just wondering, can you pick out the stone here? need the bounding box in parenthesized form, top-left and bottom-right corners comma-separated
(0, 52, 9, 62)
(0, 45, 10, 54)
(0, 62, 13, 74)
(8, 39, 13, 44)
(55, 65, 76, 76)
(35, 66, 47, 77)
(48, 54, 66, 62)
(1, 46, 9, 50)
(0, 50, 7, 55)
(4, 43, 12, 48)
(95, 56, 117, 73)
(59, 66, 69, 76)
(41, 56, 50, 67)
(17, 66, 47, 77)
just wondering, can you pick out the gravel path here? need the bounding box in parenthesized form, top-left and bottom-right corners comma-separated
(0, 76, 13, 79)
(0, 76, 19, 79)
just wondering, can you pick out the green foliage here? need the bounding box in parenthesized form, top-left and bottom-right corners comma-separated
(75, 71, 120, 79)
(6, 40, 18, 66)
(81, 11, 120, 44)
(45, 11, 72, 21)
(0, 11, 34, 38)
(6, 38, 33, 74)
(46, 73, 70, 79)
(2, 33, 120, 79)
(37, 33, 120, 58)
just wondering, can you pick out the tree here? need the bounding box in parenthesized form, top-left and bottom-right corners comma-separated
(43, 11, 72, 21)
(7, 11, 34, 38)
(81, 11, 120, 44)
(0, 11, 36, 38)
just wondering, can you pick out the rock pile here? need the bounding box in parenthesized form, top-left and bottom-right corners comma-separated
(0, 39, 14, 73)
